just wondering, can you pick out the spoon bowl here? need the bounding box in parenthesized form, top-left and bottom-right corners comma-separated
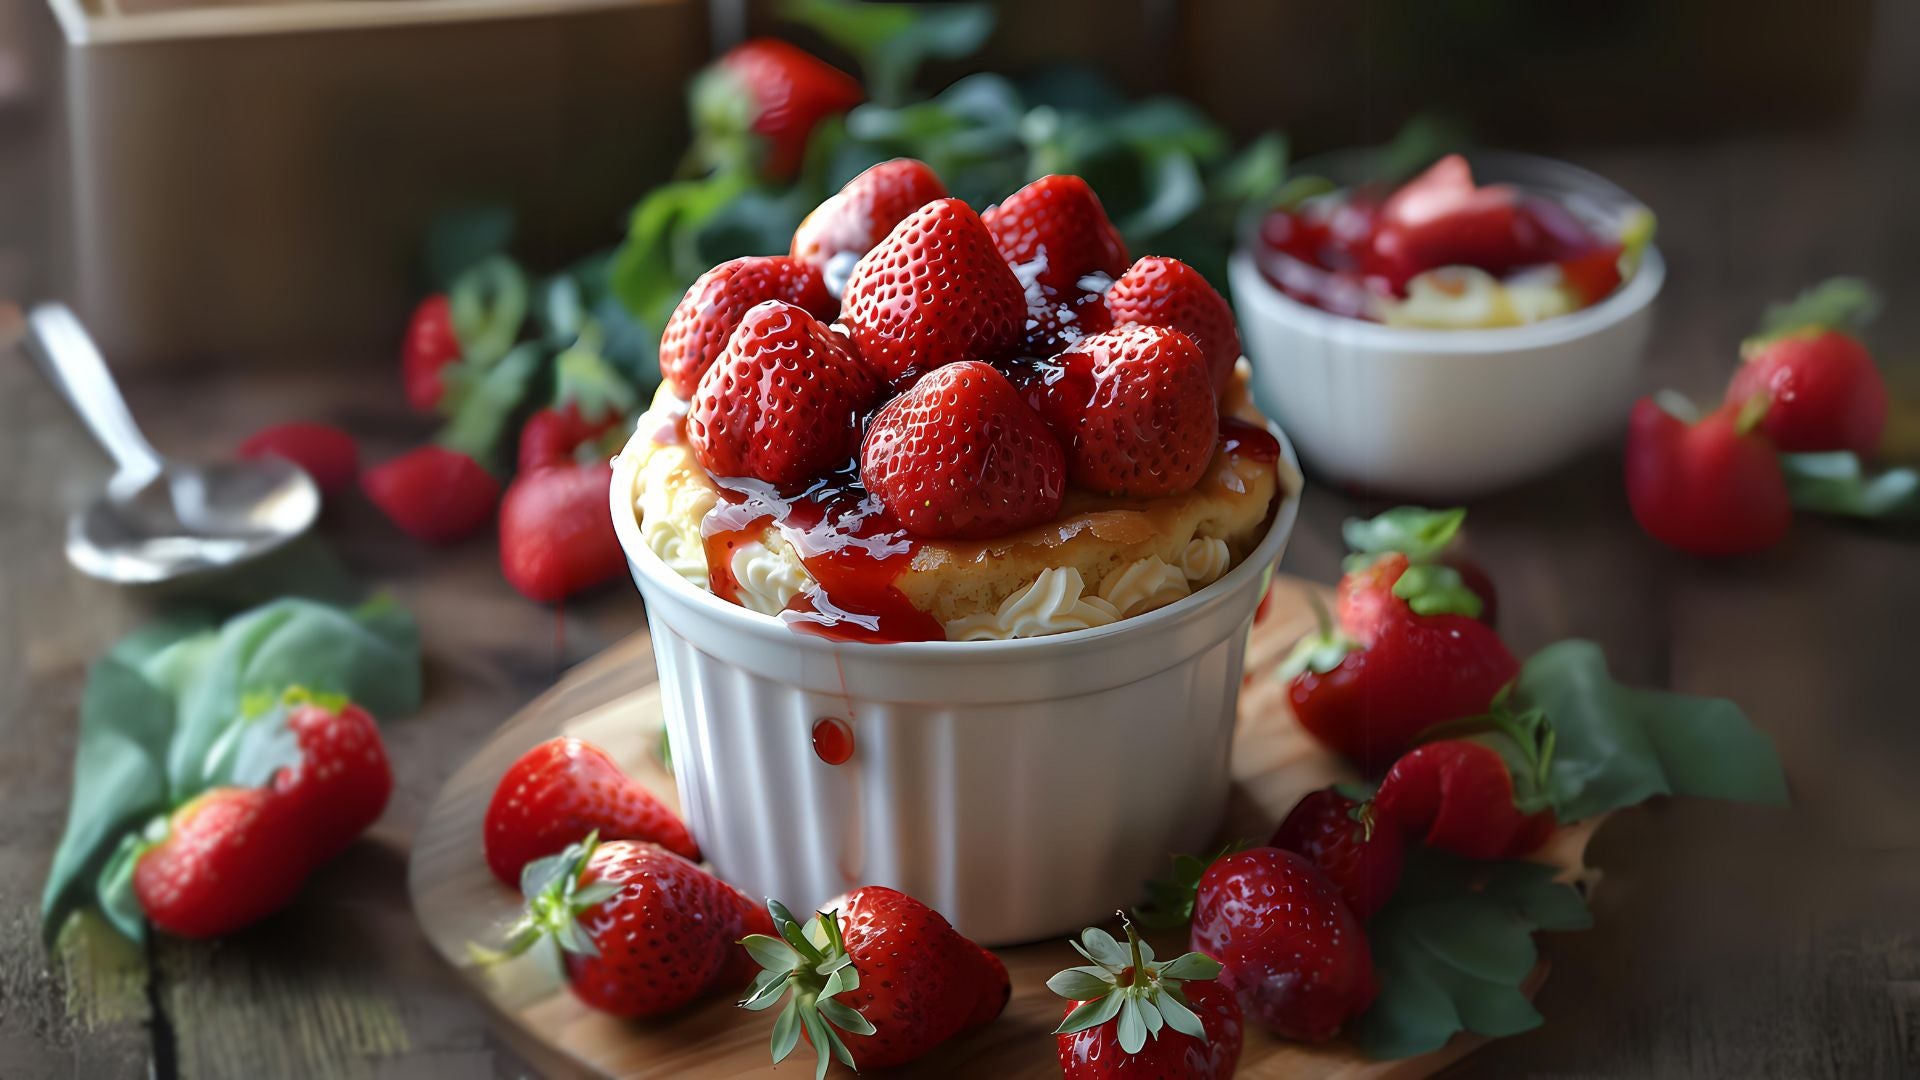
(16, 302, 322, 585)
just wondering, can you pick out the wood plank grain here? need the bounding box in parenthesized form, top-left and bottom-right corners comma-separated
(409, 583, 1595, 1078)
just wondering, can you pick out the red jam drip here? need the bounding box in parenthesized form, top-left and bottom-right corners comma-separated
(701, 465, 946, 643)
(1220, 418, 1281, 463)
(648, 403, 688, 446)
(811, 716, 855, 765)
(1255, 183, 1622, 321)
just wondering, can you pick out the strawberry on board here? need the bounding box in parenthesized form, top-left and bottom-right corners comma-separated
(133, 787, 315, 939)
(480, 836, 772, 1018)
(687, 300, 878, 486)
(700, 39, 862, 180)
(238, 422, 360, 497)
(1025, 324, 1219, 497)
(1190, 848, 1376, 1042)
(741, 887, 1010, 1073)
(791, 158, 948, 287)
(1270, 786, 1404, 921)
(860, 360, 1066, 538)
(483, 737, 699, 888)
(1725, 278, 1887, 456)
(362, 445, 502, 546)
(1373, 706, 1558, 861)
(659, 256, 837, 399)
(1625, 393, 1792, 557)
(1106, 256, 1243, 390)
(1340, 505, 1498, 627)
(1282, 560, 1519, 768)
(838, 197, 1029, 387)
(498, 461, 626, 603)
(401, 293, 461, 412)
(1050, 919, 1242, 1079)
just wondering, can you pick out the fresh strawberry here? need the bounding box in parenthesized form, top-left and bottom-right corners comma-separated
(1282, 578, 1518, 768)
(1051, 919, 1242, 1079)
(986, 174, 1129, 294)
(1374, 733, 1556, 861)
(1189, 848, 1375, 1042)
(1026, 324, 1218, 497)
(268, 695, 393, 862)
(1364, 154, 1532, 293)
(1022, 285, 1117, 356)
(1270, 787, 1403, 921)
(401, 293, 461, 412)
(707, 39, 862, 180)
(484, 737, 699, 887)
(1106, 256, 1242, 390)
(860, 360, 1065, 538)
(499, 462, 624, 603)
(133, 787, 314, 938)
(687, 300, 876, 486)
(1340, 505, 1497, 627)
(791, 158, 947, 282)
(1625, 394, 1791, 557)
(517, 404, 619, 474)
(742, 887, 1010, 1072)
(362, 445, 500, 546)
(658, 256, 835, 399)
(1727, 330, 1886, 456)
(238, 422, 359, 496)
(839, 198, 1028, 387)
(484, 837, 773, 1017)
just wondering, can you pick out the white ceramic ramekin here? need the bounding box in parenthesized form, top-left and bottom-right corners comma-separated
(608, 427, 1301, 946)
(1231, 150, 1664, 500)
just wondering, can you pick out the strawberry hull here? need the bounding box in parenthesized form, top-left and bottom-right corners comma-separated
(608, 420, 1302, 946)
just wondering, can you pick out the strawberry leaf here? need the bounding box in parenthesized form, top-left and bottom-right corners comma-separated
(1751, 276, 1881, 342)
(1356, 850, 1592, 1059)
(1342, 506, 1467, 562)
(1510, 640, 1789, 823)
(1780, 452, 1920, 520)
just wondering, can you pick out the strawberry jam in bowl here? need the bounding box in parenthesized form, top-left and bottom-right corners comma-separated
(610, 161, 1301, 945)
(1230, 150, 1665, 498)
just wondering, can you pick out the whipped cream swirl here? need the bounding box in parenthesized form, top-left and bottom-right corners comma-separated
(945, 568, 1121, 642)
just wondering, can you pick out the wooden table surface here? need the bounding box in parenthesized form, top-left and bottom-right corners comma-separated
(5, 17, 1920, 1080)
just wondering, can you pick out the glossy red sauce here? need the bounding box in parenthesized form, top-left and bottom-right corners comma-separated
(811, 716, 855, 765)
(701, 465, 946, 643)
(1219, 418, 1281, 463)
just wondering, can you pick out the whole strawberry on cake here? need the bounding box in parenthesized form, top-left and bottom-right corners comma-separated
(620, 160, 1296, 642)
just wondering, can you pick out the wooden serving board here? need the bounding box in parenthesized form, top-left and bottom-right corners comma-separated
(409, 575, 1594, 1079)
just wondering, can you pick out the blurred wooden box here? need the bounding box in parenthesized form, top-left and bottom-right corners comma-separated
(47, 0, 705, 367)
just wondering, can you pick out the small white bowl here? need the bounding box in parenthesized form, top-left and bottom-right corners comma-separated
(1231, 150, 1664, 500)
(609, 426, 1302, 946)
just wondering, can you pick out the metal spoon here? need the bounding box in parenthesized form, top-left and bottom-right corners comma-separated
(16, 302, 320, 584)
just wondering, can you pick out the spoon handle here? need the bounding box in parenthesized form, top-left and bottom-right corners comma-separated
(22, 303, 166, 487)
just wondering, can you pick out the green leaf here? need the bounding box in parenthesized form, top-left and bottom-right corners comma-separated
(1157, 952, 1222, 981)
(1752, 276, 1882, 341)
(1047, 968, 1116, 999)
(1079, 927, 1128, 967)
(816, 995, 875, 1036)
(40, 654, 178, 944)
(1116, 994, 1147, 1054)
(93, 830, 149, 945)
(1344, 506, 1467, 561)
(1356, 849, 1589, 1059)
(1781, 452, 1920, 520)
(436, 341, 544, 469)
(1056, 990, 1124, 1035)
(1367, 113, 1471, 185)
(1157, 985, 1206, 1040)
(741, 934, 801, 974)
(1119, 148, 1206, 241)
(1512, 640, 1790, 823)
(423, 202, 515, 291)
(447, 254, 531, 369)
(1392, 564, 1484, 619)
(783, 0, 995, 106)
(769, 997, 803, 1063)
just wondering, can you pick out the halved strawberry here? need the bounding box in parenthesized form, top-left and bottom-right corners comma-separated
(791, 158, 947, 285)
(1026, 324, 1218, 497)
(860, 360, 1065, 539)
(838, 198, 1027, 387)
(1106, 256, 1242, 390)
(658, 256, 835, 398)
(687, 300, 876, 486)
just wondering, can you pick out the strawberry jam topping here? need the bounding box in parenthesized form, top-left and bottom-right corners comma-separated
(1220, 418, 1280, 462)
(810, 716, 855, 765)
(701, 465, 945, 643)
